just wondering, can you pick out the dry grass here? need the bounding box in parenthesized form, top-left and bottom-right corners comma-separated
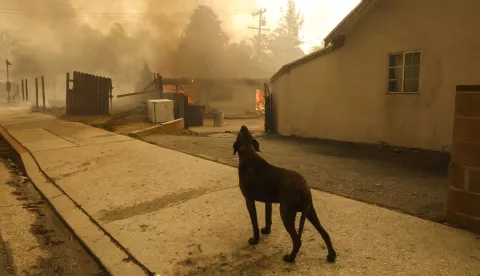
(42, 105, 157, 135)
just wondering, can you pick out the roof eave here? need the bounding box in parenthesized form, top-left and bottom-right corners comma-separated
(270, 0, 377, 83)
(324, 0, 375, 45)
(270, 42, 340, 82)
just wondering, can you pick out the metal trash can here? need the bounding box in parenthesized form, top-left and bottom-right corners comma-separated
(187, 104, 205, 127)
(213, 112, 224, 127)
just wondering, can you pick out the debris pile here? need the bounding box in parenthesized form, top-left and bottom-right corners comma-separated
(177, 129, 198, 136)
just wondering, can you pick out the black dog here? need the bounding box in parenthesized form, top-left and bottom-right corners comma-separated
(233, 125, 336, 263)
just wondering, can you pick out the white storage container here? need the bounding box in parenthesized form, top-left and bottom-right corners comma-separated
(147, 99, 174, 123)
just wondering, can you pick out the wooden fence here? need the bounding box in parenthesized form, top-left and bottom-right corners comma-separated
(66, 71, 112, 115)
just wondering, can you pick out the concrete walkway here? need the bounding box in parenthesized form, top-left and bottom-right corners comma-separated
(0, 106, 479, 276)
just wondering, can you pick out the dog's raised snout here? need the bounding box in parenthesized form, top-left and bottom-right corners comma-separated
(235, 125, 260, 153)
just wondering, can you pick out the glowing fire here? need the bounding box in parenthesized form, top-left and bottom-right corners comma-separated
(256, 89, 265, 114)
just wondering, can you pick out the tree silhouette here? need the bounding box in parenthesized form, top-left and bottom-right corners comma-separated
(267, 0, 305, 70)
(175, 5, 229, 77)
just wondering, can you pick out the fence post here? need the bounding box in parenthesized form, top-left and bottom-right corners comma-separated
(16, 84, 19, 103)
(21, 79, 25, 101)
(35, 78, 39, 110)
(109, 78, 113, 115)
(156, 74, 164, 99)
(152, 73, 157, 90)
(41, 76, 46, 110)
(66, 73, 70, 115)
(25, 79, 29, 102)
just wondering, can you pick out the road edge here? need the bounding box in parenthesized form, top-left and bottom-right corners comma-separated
(0, 125, 154, 276)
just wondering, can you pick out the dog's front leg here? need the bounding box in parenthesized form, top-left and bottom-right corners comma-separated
(261, 202, 272, 235)
(246, 200, 260, 245)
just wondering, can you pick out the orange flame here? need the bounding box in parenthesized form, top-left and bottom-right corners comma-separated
(256, 90, 265, 113)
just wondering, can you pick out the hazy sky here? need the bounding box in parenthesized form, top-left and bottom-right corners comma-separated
(0, 0, 360, 52)
(229, 0, 361, 52)
(66, 0, 361, 52)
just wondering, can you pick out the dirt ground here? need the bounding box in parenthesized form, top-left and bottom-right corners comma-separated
(0, 138, 107, 276)
(143, 132, 450, 223)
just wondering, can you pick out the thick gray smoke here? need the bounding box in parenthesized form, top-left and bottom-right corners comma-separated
(0, 1, 215, 100)
(1, 0, 187, 81)
(0, 0, 276, 109)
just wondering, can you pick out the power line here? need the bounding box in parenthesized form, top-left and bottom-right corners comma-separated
(0, 7, 260, 18)
(248, 8, 269, 61)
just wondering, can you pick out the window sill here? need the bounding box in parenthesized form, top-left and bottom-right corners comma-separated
(386, 92, 420, 95)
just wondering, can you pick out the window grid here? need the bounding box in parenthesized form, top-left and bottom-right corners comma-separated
(388, 51, 421, 93)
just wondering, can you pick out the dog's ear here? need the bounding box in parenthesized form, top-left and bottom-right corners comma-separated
(252, 139, 260, 152)
(233, 141, 239, 155)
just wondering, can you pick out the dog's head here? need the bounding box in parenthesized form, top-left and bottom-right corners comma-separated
(233, 125, 260, 155)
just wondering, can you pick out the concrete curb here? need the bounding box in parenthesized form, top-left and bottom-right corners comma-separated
(129, 118, 185, 138)
(0, 125, 154, 276)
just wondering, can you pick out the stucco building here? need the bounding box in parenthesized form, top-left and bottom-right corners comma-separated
(270, 0, 480, 152)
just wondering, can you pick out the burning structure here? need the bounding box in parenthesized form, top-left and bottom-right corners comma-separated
(118, 74, 268, 127)
(256, 89, 265, 114)
(161, 78, 268, 118)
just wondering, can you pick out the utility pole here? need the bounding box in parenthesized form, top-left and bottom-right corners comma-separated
(248, 8, 269, 61)
(5, 58, 12, 103)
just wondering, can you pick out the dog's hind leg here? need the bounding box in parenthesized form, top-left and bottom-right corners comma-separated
(306, 205, 337, 262)
(298, 212, 306, 239)
(261, 203, 272, 235)
(246, 200, 260, 245)
(280, 204, 302, 263)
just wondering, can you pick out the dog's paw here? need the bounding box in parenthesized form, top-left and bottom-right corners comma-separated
(283, 254, 295, 263)
(248, 237, 259, 245)
(261, 227, 271, 235)
(327, 252, 337, 263)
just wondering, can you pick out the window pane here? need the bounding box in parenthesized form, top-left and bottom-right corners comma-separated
(405, 53, 413, 66)
(388, 80, 397, 92)
(389, 67, 403, 79)
(388, 65, 403, 92)
(411, 79, 419, 92)
(413, 52, 421, 65)
(404, 65, 413, 80)
(412, 65, 420, 79)
(404, 78, 412, 92)
(388, 78, 403, 92)
(389, 54, 403, 67)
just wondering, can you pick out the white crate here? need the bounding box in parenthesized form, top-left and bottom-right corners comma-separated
(147, 99, 174, 123)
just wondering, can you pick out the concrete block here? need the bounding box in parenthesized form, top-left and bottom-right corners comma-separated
(160, 118, 184, 134)
(449, 164, 466, 190)
(453, 117, 480, 144)
(455, 92, 480, 118)
(451, 142, 480, 168)
(467, 168, 480, 194)
(447, 188, 480, 218)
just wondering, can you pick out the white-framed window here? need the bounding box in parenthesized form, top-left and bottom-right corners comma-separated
(388, 51, 421, 93)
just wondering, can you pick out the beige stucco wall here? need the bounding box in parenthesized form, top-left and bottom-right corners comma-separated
(272, 0, 480, 152)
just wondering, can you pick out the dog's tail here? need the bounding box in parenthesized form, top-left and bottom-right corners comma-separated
(298, 203, 311, 239)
